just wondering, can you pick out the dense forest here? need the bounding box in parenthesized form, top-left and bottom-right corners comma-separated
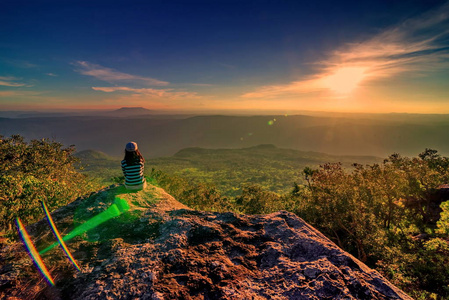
(1, 135, 449, 299)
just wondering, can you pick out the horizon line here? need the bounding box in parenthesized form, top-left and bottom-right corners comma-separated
(1, 107, 449, 116)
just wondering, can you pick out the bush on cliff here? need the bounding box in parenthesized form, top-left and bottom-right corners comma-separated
(0, 135, 96, 232)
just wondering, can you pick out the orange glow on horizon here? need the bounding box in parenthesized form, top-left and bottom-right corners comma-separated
(322, 67, 367, 94)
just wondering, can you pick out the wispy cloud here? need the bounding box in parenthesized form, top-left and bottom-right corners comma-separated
(2, 60, 38, 69)
(46, 73, 58, 77)
(242, 2, 449, 99)
(92, 86, 200, 99)
(0, 76, 27, 87)
(0, 81, 26, 87)
(327, 2, 449, 77)
(190, 83, 215, 87)
(74, 61, 169, 86)
(0, 91, 42, 97)
(76, 62, 203, 102)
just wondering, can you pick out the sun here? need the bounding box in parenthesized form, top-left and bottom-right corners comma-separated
(322, 67, 367, 94)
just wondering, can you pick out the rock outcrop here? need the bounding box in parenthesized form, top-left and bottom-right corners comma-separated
(1, 184, 412, 299)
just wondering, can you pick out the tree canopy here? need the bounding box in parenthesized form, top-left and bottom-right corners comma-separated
(0, 135, 96, 231)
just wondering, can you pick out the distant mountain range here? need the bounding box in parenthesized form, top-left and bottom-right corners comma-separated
(76, 144, 382, 164)
(2, 113, 449, 158)
(101, 107, 153, 117)
(0, 107, 153, 118)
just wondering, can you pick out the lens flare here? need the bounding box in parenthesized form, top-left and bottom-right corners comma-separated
(16, 218, 55, 286)
(39, 197, 130, 255)
(41, 201, 80, 271)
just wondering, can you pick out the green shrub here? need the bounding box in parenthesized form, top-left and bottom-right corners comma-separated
(0, 135, 96, 232)
(291, 150, 449, 298)
(437, 201, 449, 235)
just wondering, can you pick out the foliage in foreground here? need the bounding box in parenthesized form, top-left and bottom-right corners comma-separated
(0, 135, 97, 232)
(292, 150, 449, 299)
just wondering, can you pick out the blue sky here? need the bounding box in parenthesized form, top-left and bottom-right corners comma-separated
(1, 0, 448, 113)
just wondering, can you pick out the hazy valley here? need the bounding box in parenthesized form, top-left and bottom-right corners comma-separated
(76, 144, 382, 196)
(2, 109, 449, 158)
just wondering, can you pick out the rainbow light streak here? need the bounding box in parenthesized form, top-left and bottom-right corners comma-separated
(39, 197, 130, 255)
(41, 201, 81, 271)
(16, 218, 55, 286)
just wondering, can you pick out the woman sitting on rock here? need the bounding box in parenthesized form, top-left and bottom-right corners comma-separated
(121, 142, 147, 190)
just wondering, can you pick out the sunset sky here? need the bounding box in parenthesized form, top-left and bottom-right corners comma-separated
(1, 0, 448, 113)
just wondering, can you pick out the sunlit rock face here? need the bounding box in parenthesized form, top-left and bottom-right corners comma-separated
(8, 185, 411, 299)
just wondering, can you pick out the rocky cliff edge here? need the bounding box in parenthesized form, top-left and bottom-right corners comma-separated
(1, 184, 412, 299)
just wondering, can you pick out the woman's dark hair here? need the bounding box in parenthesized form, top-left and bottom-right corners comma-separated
(124, 149, 145, 166)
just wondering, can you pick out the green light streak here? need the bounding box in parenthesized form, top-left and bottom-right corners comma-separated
(39, 197, 130, 255)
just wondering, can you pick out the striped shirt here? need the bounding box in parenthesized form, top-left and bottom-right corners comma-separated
(121, 159, 145, 186)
